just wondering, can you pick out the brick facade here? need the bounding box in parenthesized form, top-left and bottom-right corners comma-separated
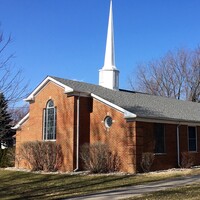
(89, 98, 137, 172)
(135, 122, 200, 172)
(16, 82, 76, 171)
(15, 81, 200, 173)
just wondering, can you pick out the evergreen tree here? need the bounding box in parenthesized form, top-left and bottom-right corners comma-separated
(0, 93, 13, 147)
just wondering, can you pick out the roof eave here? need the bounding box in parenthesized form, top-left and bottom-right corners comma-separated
(65, 91, 91, 97)
(135, 116, 200, 125)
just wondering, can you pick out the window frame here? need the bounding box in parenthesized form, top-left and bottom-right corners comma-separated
(43, 100, 56, 141)
(188, 126, 197, 152)
(104, 116, 113, 128)
(154, 123, 166, 154)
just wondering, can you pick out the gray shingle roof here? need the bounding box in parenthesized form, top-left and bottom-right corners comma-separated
(51, 76, 200, 123)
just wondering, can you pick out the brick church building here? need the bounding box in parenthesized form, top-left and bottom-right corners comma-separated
(14, 1, 200, 173)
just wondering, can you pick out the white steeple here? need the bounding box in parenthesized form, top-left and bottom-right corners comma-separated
(99, 0, 119, 90)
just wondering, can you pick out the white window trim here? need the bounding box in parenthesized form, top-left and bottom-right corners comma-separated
(104, 116, 113, 128)
(43, 100, 56, 141)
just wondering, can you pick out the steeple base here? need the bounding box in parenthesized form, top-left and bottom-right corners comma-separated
(99, 69, 119, 90)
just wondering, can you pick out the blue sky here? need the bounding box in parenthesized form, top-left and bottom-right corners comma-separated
(1, 0, 200, 93)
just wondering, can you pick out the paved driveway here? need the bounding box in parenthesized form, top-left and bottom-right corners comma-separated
(66, 174, 200, 200)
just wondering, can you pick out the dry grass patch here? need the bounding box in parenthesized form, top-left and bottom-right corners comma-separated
(127, 183, 200, 200)
(0, 167, 200, 200)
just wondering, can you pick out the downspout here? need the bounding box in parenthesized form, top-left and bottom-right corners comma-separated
(177, 123, 181, 167)
(74, 95, 80, 172)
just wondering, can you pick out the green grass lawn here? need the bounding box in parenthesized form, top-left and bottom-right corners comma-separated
(0, 168, 200, 200)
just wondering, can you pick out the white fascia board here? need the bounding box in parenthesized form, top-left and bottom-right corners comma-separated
(12, 113, 30, 130)
(91, 93, 137, 119)
(24, 76, 74, 102)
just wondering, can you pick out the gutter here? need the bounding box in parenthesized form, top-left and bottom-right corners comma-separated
(177, 123, 181, 167)
(74, 95, 80, 172)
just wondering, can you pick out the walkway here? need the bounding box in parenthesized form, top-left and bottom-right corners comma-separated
(66, 174, 200, 200)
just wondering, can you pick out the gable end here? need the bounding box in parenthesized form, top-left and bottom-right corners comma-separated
(24, 76, 74, 102)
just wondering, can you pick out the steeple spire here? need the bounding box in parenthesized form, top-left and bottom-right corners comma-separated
(103, 0, 116, 69)
(99, 0, 119, 90)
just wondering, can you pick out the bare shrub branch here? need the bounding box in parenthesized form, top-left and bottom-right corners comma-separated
(181, 152, 195, 168)
(80, 142, 121, 173)
(140, 152, 155, 173)
(19, 141, 63, 172)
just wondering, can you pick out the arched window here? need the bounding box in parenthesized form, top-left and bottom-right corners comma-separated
(43, 100, 56, 140)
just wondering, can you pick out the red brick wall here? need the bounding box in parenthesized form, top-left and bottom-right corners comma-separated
(16, 82, 76, 171)
(179, 125, 200, 167)
(89, 98, 137, 173)
(136, 122, 178, 171)
(135, 122, 200, 172)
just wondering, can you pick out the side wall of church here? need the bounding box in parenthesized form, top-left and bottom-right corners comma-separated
(135, 121, 200, 172)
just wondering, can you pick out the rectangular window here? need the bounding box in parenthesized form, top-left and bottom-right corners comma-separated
(154, 123, 165, 154)
(188, 126, 197, 152)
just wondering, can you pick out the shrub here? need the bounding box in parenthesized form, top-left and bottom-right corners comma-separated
(19, 141, 63, 171)
(80, 142, 120, 173)
(140, 152, 155, 173)
(181, 152, 195, 168)
(0, 147, 15, 168)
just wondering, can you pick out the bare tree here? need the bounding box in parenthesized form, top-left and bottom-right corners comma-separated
(9, 104, 29, 125)
(187, 47, 200, 102)
(0, 31, 28, 107)
(130, 47, 200, 102)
